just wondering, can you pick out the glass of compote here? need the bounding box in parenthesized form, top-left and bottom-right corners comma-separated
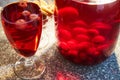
(0, 0, 45, 79)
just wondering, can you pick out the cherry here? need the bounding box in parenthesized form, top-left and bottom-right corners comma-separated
(87, 47, 96, 54)
(58, 29, 72, 41)
(97, 44, 110, 51)
(92, 35, 105, 44)
(75, 34, 89, 42)
(29, 14, 40, 21)
(91, 22, 111, 30)
(87, 47, 100, 57)
(68, 49, 78, 57)
(58, 7, 79, 23)
(59, 42, 69, 51)
(87, 29, 99, 37)
(73, 27, 87, 35)
(91, 22, 111, 35)
(15, 19, 27, 29)
(22, 10, 31, 16)
(79, 53, 88, 61)
(77, 41, 91, 51)
(70, 20, 88, 28)
(67, 40, 77, 49)
(19, 1, 27, 8)
(94, 51, 101, 57)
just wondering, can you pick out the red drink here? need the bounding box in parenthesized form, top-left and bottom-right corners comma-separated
(1, 2, 42, 57)
(55, 0, 120, 65)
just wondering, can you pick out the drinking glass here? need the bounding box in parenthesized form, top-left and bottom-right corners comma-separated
(0, 0, 45, 79)
(54, 0, 120, 65)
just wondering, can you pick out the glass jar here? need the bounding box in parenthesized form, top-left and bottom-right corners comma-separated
(54, 0, 120, 65)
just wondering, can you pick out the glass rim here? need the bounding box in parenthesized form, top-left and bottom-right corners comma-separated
(0, 1, 40, 25)
(72, 0, 117, 5)
(1, 13, 34, 25)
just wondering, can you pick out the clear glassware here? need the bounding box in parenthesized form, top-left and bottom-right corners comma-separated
(54, 0, 120, 65)
(0, 0, 45, 79)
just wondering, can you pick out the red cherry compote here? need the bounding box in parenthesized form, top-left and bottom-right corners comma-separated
(55, 0, 120, 65)
(1, 2, 42, 57)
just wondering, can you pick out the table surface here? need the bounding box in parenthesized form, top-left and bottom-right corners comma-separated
(0, 16, 120, 80)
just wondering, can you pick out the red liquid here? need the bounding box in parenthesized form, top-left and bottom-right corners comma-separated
(55, 0, 120, 65)
(1, 2, 42, 57)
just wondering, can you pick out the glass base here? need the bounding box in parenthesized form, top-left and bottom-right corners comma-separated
(13, 56, 45, 80)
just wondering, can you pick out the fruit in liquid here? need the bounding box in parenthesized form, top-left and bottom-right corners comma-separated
(55, 0, 120, 65)
(1, 2, 42, 57)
